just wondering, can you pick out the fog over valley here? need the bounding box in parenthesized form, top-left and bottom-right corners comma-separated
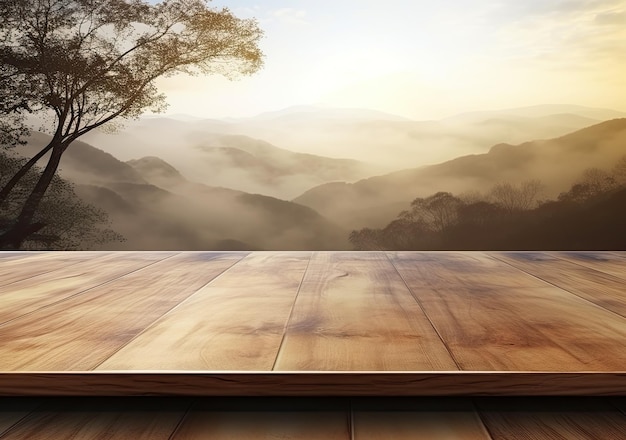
(12, 104, 626, 250)
(79, 104, 625, 199)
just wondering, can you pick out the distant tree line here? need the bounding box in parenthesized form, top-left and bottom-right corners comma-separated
(350, 157, 626, 250)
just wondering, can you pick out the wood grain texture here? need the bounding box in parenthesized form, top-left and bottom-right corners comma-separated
(0, 251, 111, 287)
(476, 397, 626, 440)
(0, 398, 189, 440)
(1, 251, 625, 399)
(551, 251, 626, 281)
(171, 399, 350, 440)
(388, 252, 626, 371)
(274, 252, 457, 371)
(1, 397, 624, 439)
(2, 373, 625, 396)
(0, 253, 244, 371)
(352, 398, 491, 440)
(0, 252, 175, 324)
(491, 251, 626, 318)
(98, 252, 311, 371)
(0, 398, 41, 437)
(0, 252, 43, 261)
(387, 251, 549, 289)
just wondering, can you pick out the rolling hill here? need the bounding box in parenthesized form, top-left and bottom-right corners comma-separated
(14, 135, 349, 250)
(293, 118, 626, 230)
(82, 120, 380, 199)
(79, 104, 610, 197)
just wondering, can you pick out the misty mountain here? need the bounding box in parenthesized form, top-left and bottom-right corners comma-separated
(13, 135, 349, 250)
(79, 104, 610, 196)
(190, 133, 373, 197)
(126, 156, 186, 187)
(350, 182, 626, 251)
(444, 104, 626, 123)
(222, 106, 607, 168)
(23, 132, 147, 186)
(225, 105, 411, 122)
(293, 118, 626, 230)
(82, 120, 379, 200)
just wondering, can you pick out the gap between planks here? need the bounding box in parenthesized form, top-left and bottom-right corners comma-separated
(0, 253, 247, 371)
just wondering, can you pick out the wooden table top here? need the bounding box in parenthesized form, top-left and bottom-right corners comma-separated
(0, 251, 625, 396)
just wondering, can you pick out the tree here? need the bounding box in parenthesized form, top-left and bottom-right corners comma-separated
(0, 0, 263, 249)
(457, 200, 501, 226)
(380, 217, 431, 250)
(0, 58, 31, 148)
(558, 168, 617, 203)
(406, 192, 462, 233)
(613, 156, 626, 185)
(489, 180, 543, 213)
(1, 150, 123, 249)
(349, 228, 384, 251)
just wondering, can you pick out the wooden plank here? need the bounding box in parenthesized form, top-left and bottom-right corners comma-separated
(0, 252, 43, 261)
(388, 252, 626, 371)
(0, 398, 189, 440)
(170, 398, 350, 440)
(476, 397, 626, 440)
(492, 251, 626, 318)
(388, 251, 550, 289)
(97, 252, 311, 371)
(1, 372, 626, 396)
(274, 252, 457, 371)
(0, 252, 177, 324)
(552, 251, 626, 281)
(0, 251, 109, 287)
(352, 398, 490, 440)
(0, 253, 245, 371)
(0, 398, 41, 437)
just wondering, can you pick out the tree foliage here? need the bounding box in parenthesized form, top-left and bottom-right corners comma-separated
(0, 150, 123, 249)
(350, 161, 626, 251)
(558, 168, 618, 203)
(0, 60, 31, 148)
(0, 0, 264, 248)
(401, 191, 463, 233)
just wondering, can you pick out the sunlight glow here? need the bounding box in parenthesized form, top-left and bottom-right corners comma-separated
(146, 0, 626, 119)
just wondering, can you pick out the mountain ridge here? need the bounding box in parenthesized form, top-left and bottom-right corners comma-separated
(293, 118, 626, 230)
(12, 134, 350, 250)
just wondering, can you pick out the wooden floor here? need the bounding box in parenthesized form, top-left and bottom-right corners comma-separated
(1, 397, 626, 439)
(0, 251, 625, 396)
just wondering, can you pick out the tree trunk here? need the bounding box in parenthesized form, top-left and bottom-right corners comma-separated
(0, 140, 55, 207)
(0, 141, 66, 249)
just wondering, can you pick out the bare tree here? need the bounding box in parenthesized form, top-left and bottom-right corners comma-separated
(0, 0, 263, 249)
(407, 192, 462, 233)
(489, 179, 544, 213)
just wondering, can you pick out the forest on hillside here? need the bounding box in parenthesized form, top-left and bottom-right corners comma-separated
(4, 1, 626, 251)
(350, 157, 626, 250)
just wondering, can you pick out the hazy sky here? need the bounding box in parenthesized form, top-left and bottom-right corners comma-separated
(147, 0, 626, 119)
